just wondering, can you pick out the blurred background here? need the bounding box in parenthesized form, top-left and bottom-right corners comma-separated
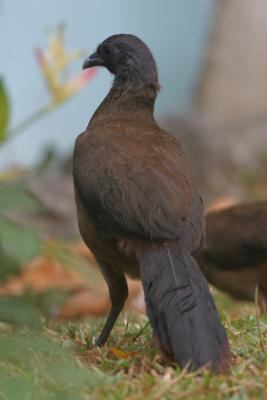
(1, 0, 266, 199)
(1, 0, 215, 167)
(0, 1, 267, 397)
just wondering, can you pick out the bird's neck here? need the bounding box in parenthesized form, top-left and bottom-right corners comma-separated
(90, 75, 159, 125)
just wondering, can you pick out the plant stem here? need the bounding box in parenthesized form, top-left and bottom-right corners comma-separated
(0, 103, 54, 149)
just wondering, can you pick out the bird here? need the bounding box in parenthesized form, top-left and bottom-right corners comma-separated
(73, 34, 230, 372)
(196, 201, 267, 312)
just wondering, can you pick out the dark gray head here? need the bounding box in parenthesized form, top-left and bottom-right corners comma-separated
(83, 34, 158, 84)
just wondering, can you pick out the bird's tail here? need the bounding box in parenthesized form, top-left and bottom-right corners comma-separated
(137, 243, 231, 372)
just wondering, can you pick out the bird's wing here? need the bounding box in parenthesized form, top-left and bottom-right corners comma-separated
(73, 128, 204, 250)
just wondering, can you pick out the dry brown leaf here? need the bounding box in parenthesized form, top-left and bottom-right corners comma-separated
(0, 240, 145, 318)
(71, 241, 96, 263)
(59, 289, 110, 318)
(0, 255, 83, 296)
(59, 280, 145, 319)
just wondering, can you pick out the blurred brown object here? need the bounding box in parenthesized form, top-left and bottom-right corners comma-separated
(61, 242, 145, 318)
(0, 255, 84, 295)
(196, 202, 267, 311)
(207, 197, 238, 213)
(59, 280, 145, 319)
(0, 243, 145, 317)
(71, 241, 96, 262)
(59, 289, 110, 318)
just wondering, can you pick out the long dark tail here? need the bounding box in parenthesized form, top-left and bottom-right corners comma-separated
(137, 243, 231, 372)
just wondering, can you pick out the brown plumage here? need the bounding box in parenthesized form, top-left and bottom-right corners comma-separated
(196, 201, 267, 312)
(73, 34, 230, 372)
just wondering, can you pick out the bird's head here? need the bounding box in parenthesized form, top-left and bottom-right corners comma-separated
(82, 34, 158, 85)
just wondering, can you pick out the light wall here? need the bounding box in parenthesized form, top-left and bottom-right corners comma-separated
(0, 0, 215, 166)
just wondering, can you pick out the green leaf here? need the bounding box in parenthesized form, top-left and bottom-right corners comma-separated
(0, 78, 10, 141)
(0, 183, 43, 214)
(0, 216, 42, 264)
(0, 332, 97, 399)
(0, 249, 20, 283)
(0, 297, 42, 329)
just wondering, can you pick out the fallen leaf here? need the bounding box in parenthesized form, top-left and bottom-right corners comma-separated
(0, 241, 146, 318)
(109, 347, 137, 359)
(0, 255, 83, 295)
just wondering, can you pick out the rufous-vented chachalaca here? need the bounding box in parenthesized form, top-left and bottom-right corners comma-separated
(73, 34, 230, 372)
(196, 201, 267, 312)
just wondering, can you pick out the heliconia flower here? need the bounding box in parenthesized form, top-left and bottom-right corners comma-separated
(34, 47, 47, 67)
(66, 68, 97, 93)
(51, 68, 98, 104)
(34, 25, 97, 106)
(34, 46, 61, 98)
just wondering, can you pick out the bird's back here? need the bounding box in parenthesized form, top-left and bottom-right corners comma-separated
(202, 202, 267, 269)
(73, 119, 204, 252)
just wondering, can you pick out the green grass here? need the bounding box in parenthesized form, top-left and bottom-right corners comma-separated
(0, 294, 266, 400)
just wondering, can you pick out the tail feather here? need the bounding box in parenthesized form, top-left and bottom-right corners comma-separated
(138, 243, 231, 372)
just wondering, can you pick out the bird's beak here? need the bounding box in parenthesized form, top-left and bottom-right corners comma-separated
(82, 52, 103, 69)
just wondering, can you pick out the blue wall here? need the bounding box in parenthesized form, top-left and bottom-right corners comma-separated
(0, 0, 215, 166)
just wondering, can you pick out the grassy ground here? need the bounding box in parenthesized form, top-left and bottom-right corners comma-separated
(0, 292, 266, 400)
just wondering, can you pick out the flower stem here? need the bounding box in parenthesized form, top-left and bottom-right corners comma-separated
(4, 104, 53, 141)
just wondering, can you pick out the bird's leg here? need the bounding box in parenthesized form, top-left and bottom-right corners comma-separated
(95, 262, 128, 347)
